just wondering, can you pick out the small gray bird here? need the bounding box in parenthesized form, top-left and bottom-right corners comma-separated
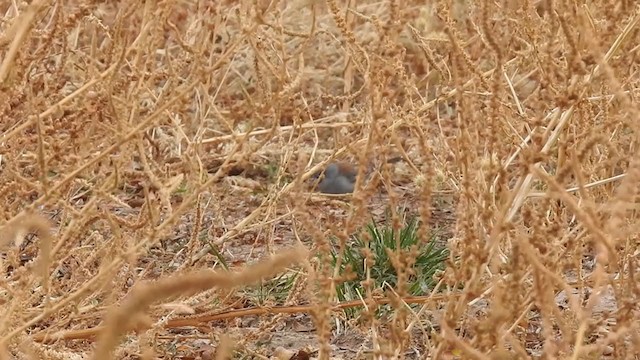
(313, 162, 357, 194)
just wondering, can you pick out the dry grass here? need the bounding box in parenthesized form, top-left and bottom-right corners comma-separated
(1, 0, 640, 358)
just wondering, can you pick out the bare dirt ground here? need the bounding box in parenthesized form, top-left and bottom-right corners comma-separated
(2, 0, 640, 359)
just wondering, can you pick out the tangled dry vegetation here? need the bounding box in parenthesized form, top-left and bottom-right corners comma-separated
(1, 0, 640, 359)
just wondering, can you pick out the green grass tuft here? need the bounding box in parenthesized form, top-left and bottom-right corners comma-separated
(331, 214, 448, 317)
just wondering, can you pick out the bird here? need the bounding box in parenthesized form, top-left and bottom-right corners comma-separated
(313, 162, 357, 194)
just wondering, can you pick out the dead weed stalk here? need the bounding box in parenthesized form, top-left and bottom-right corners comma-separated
(1, 0, 640, 359)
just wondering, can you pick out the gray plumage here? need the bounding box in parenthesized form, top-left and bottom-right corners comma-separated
(315, 162, 356, 194)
